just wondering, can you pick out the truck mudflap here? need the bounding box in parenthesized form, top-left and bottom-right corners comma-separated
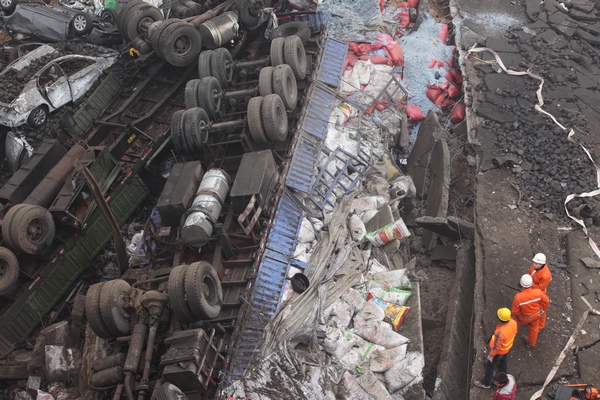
(0, 174, 149, 354)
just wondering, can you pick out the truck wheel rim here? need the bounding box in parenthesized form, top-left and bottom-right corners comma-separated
(173, 35, 192, 56)
(27, 217, 48, 243)
(74, 15, 87, 31)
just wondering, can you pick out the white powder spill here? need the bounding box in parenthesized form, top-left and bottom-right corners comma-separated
(461, 10, 526, 36)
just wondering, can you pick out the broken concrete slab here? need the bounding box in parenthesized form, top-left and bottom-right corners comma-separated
(422, 138, 450, 250)
(430, 244, 458, 261)
(568, 8, 599, 21)
(415, 216, 474, 241)
(571, 0, 596, 14)
(575, 88, 600, 114)
(483, 73, 529, 96)
(580, 256, 600, 268)
(475, 102, 517, 123)
(548, 12, 579, 37)
(526, 0, 541, 20)
(494, 51, 526, 69)
(447, 217, 475, 240)
(543, 84, 576, 100)
(485, 92, 518, 107)
(485, 37, 519, 53)
(407, 110, 445, 196)
(528, 19, 551, 30)
(576, 28, 600, 46)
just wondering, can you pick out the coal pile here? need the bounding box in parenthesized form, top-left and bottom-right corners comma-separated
(473, 0, 600, 224)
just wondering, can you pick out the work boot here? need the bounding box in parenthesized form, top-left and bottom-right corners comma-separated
(474, 381, 490, 389)
(524, 337, 534, 349)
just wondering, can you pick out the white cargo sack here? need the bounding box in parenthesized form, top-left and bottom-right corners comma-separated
(349, 214, 367, 241)
(357, 371, 394, 400)
(353, 320, 409, 348)
(369, 344, 407, 372)
(384, 351, 424, 393)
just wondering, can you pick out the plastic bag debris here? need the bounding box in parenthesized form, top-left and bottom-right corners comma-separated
(349, 214, 367, 241)
(351, 196, 387, 212)
(369, 268, 412, 288)
(298, 218, 316, 244)
(450, 102, 466, 124)
(368, 286, 412, 306)
(368, 298, 410, 331)
(36, 391, 54, 400)
(365, 218, 411, 247)
(390, 175, 416, 199)
(342, 288, 367, 311)
(406, 104, 425, 121)
(353, 318, 410, 348)
(369, 344, 407, 372)
(384, 351, 424, 393)
(344, 371, 374, 399)
(354, 300, 386, 325)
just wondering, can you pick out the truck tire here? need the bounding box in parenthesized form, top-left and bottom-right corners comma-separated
(235, 0, 263, 28)
(182, 0, 203, 15)
(151, 19, 180, 59)
(172, 3, 193, 18)
(261, 94, 288, 142)
(2, 204, 26, 250)
(258, 66, 274, 96)
(0, 247, 18, 296)
(284, 35, 307, 80)
(168, 265, 197, 323)
(99, 279, 132, 337)
(184, 261, 222, 320)
(85, 282, 113, 339)
(272, 64, 297, 110)
(210, 48, 233, 87)
(197, 77, 221, 120)
(197, 50, 213, 78)
(185, 107, 210, 152)
(185, 79, 201, 108)
(116, 0, 144, 32)
(159, 23, 202, 67)
(270, 21, 310, 43)
(100, 8, 118, 23)
(270, 37, 285, 66)
(7, 204, 55, 255)
(170, 110, 189, 156)
(72, 12, 93, 36)
(182, 107, 203, 152)
(123, 5, 163, 42)
(247, 97, 268, 144)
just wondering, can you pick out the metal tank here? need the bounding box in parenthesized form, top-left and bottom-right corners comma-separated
(198, 11, 239, 49)
(181, 169, 231, 247)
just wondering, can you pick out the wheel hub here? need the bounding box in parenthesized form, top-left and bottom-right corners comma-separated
(27, 218, 47, 243)
(173, 35, 192, 56)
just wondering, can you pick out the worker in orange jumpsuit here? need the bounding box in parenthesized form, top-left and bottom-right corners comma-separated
(512, 274, 549, 348)
(528, 253, 552, 330)
(474, 308, 518, 389)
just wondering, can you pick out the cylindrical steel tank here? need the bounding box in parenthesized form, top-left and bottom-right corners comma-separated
(124, 324, 147, 373)
(92, 353, 126, 372)
(90, 366, 124, 387)
(198, 11, 239, 49)
(24, 144, 86, 208)
(181, 169, 230, 247)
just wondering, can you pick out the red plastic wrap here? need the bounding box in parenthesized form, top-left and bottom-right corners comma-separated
(376, 100, 389, 111)
(379, 0, 386, 11)
(345, 51, 359, 70)
(450, 103, 466, 123)
(429, 59, 443, 69)
(445, 84, 462, 99)
(408, 0, 419, 7)
(384, 41, 405, 67)
(438, 23, 448, 44)
(371, 54, 393, 66)
(394, 10, 410, 29)
(406, 104, 425, 121)
(426, 86, 443, 103)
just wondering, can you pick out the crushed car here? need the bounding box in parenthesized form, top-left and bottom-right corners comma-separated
(0, 43, 118, 127)
(1, 0, 121, 45)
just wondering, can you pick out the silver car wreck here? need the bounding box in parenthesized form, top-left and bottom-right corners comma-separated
(0, 44, 118, 127)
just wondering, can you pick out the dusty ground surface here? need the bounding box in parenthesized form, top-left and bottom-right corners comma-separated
(454, 0, 600, 398)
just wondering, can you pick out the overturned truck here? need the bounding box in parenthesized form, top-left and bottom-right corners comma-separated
(0, 2, 345, 398)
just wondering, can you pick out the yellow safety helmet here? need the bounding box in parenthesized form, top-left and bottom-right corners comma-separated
(497, 308, 511, 322)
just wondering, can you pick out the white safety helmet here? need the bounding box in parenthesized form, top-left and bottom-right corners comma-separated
(532, 253, 546, 264)
(520, 274, 533, 288)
